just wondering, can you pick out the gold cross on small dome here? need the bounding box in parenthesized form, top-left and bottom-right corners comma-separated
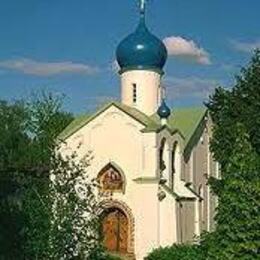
(140, 0, 146, 14)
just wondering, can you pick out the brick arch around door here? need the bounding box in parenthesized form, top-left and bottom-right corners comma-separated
(99, 200, 135, 254)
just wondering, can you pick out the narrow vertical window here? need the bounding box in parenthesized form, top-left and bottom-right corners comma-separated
(132, 83, 137, 103)
(159, 138, 166, 172)
(172, 141, 178, 174)
(171, 141, 178, 189)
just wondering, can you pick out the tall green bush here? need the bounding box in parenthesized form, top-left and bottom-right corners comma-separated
(0, 93, 73, 259)
(145, 244, 204, 260)
(203, 50, 260, 259)
(48, 151, 104, 259)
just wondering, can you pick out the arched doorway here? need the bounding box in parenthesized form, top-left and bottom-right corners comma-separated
(102, 207, 128, 253)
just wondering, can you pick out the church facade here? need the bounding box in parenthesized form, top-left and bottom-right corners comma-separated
(59, 4, 218, 260)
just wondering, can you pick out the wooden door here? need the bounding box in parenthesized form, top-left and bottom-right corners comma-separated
(102, 208, 128, 253)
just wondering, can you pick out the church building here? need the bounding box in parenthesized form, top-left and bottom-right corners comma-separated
(59, 2, 218, 259)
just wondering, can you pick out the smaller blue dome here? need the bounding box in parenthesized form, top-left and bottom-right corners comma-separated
(157, 99, 171, 119)
(116, 15, 168, 74)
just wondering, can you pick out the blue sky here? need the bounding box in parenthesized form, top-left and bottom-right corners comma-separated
(0, 0, 259, 114)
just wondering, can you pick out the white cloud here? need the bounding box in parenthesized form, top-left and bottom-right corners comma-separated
(163, 76, 220, 101)
(0, 58, 99, 76)
(163, 36, 211, 65)
(230, 39, 260, 53)
(111, 60, 120, 73)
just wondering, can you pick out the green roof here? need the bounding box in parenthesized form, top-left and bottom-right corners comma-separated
(58, 102, 207, 153)
(151, 107, 207, 146)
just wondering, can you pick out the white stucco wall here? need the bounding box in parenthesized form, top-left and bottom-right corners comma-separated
(59, 105, 214, 259)
(159, 193, 177, 247)
(60, 105, 168, 259)
(120, 70, 162, 115)
(62, 106, 144, 179)
(133, 183, 160, 260)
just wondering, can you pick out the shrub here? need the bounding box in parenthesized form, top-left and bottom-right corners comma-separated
(106, 254, 122, 260)
(145, 244, 204, 260)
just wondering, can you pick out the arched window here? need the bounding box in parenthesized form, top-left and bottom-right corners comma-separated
(170, 140, 183, 188)
(172, 141, 178, 174)
(98, 163, 124, 193)
(159, 138, 166, 173)
(171, 141, 178, 189)
(198, 184, 206, 229)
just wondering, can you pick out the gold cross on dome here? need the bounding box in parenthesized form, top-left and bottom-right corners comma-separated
(140, 0, 146, 14)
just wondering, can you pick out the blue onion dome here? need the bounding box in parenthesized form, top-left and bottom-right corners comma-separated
(157, 99, 171, 119)
(116, 15, 168, 74)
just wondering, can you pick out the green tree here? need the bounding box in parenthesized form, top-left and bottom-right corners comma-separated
(48, 151, 105, 260)
(0, 93, 118, 260)
(203, 50, 260, 259)
(0, 93, 73, 259)
(0, 100, 28, 258)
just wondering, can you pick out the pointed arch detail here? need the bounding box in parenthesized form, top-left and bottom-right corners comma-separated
(97, 162, 126, 193)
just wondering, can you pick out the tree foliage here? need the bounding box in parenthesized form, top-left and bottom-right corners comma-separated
(48, 151, 104, 259)
(0, 93, 73, 259)
(0, 93, 73, 171)
(0, 92, 121, 259)
(145, 244, 204, 260)
(203, 49, 260, 259)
